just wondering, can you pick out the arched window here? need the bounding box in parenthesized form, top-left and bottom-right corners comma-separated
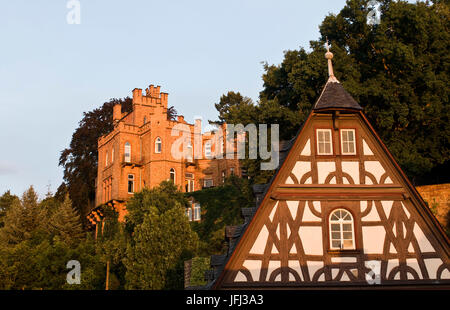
(169, 168, 175, 183)
(329, 209, 355, 250)
(105, 151, 108, 167)
(155, 137, 162, 153)
(124, 142, 131, 163)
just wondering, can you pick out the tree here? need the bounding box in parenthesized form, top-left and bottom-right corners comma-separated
(59, 97, 133, 225)
(0, 186, 47, 246)
(188, 175, 254, 256)
(124, 181, 198, 289)
(48, 194, 84, 246)
(0, 190, 19, 228)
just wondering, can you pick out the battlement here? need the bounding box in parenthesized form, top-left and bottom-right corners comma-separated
(132, 84, 168, 107)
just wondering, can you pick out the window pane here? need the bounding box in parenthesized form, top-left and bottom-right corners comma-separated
(343, 142, 348, 153)
(331, 232, 340, 239)
(343, 223, 352, 231)
(318, 131, 324, 141)
(325, 143, 331, 154)
(348, 130, 354, 141)
(332, 241, 341, 248)
(343, 239, 353, 249)
(331, 224, 340, 231)
(324, 131, 330, 142)
(343, 232, 353, 239)
(348, 142, 355, 153)
(319, 143, 324, 154)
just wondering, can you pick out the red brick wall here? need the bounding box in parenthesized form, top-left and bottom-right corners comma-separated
(416, 183, 450, 229)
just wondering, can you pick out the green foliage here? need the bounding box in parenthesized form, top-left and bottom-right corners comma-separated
(124, 181, 199, 289)
(189, 257, 210, 287)
(0, 190, 19, 228)
(188, 176, 254, 256)
(217, 0, 450, 185)
(59, 97, 133, 225)
(0, 187, 105, 290)
(0, 186, 48, 246)
(48, 194, 84, 246)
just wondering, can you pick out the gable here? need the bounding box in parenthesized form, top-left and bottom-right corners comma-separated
(214, 111, 450, 289)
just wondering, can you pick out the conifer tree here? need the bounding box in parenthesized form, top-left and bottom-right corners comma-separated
(48, 194, 84, 246)
(0, 186, 46, 246)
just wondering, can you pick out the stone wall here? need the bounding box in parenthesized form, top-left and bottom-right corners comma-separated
(416, 183, 450, 231)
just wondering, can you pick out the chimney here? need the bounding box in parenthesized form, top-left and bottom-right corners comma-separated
(113, 104, 122, 123)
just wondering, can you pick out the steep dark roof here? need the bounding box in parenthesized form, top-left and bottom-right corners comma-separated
(313, 81, 362, 111)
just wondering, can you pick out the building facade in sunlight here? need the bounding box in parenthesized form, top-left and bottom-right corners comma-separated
(88, 84, 241, 227)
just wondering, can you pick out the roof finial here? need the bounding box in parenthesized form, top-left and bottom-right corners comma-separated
(325, 37, 339, 83)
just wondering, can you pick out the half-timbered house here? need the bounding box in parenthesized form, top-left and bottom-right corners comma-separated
(208, 44, 450, 289)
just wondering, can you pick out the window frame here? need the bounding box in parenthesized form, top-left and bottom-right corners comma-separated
(328, 208, 356, 251)
(127, 174, 134, 194)
(204, 141, 212, 159)
(203, 179, 213, 188)
(340, 129, 357, 155)
(315, 128, 334, 155)
(124, 142, 131, 163)
(193, 203, 201, 221)
(169, 168, 176, 183)
(186, 208, 193, 221)
(155, 137, 162, 154)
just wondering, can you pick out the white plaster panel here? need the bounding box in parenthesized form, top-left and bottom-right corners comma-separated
(364, 161, 385, 183)
(342, 161, 360, 184)
(249, 225, 269, 254)
(292, 161, 311, 183)
(317, 162, 336, 184)
(300, 139, 311, 156)
(299, 226, 323, 255)
(413, 223, 435, 253)
(362, 226, 386, 254)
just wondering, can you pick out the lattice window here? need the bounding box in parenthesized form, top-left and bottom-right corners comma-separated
(329, 209, 355, 250)
(340, 129, 356, 155)
(124, 142, 131, 163)
(316, 129, 333, 155)
(155, 137, 162, 153)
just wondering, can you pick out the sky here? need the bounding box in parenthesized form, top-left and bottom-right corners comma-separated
(0, 0, 352, 197)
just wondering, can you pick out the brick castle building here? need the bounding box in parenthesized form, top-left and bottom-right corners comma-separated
(87, 84, 241, 227)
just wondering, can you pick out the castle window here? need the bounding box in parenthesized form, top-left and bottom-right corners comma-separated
(187, 141, 193, 162)
(127, 174, 134, 194)
(230, 167, 235, 175)
(186, 208, 193, 221)
(155, 137, 162, 153)
(340, 129, 356, 155)
(185, 173, 194, 192)
(203, 179, 213, 188)
(205, 141, 212, 159)
(143, 116, 147, 125)
(316, 129, 333, 155)
(193, 203, 201, 221)
(329, 209, 355, 250)
(221, 171, 226, 183)
(105, 151, 108, 167)
(111, 148, 114, 163)
(124, 142, 131, 163)
(169, 168, 176, 183)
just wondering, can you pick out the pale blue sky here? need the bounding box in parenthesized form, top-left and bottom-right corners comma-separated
(0, 0, 351, 197)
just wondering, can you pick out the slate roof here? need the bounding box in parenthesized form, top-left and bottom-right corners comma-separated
(313, 80, 362, 111)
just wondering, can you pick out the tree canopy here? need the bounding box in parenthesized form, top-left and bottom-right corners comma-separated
(216, 0, 449, 185)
